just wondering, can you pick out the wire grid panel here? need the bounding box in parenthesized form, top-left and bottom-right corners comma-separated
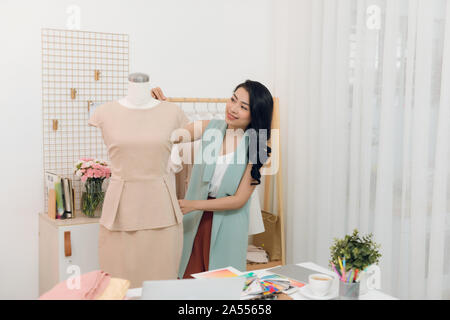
(42, 28, 129, 214)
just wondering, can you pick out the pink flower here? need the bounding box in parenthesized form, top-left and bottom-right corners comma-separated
(86, 169, 94, 178)
(93, 169, 102, 179)
(75, 158, 110, 181)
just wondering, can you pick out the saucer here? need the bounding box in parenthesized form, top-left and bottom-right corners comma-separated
(298, 284, 338, 300)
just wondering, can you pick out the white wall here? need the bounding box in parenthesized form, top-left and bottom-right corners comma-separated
(0, 0, 275, 299)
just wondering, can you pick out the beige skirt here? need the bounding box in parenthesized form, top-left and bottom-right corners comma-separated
(98, 223, 183, 289)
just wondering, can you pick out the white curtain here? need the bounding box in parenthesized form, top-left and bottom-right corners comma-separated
(274, 0, 450, 299)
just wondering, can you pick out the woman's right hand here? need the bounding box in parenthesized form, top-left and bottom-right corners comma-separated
(151, 87, 167, 101)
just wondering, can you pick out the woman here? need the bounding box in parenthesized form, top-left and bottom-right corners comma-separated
(152, 80, 273, 278)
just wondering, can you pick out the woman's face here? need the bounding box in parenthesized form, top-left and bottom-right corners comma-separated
(225, 87, 251, 130)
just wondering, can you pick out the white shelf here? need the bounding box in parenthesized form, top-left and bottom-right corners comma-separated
(39, 212, 100, 227)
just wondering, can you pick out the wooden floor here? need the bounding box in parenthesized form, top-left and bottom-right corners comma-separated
(246, 260, 282, 271)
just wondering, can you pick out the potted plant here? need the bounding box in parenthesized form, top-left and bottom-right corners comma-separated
(74, 158, 111, 217)
(329, 229, 381, 298)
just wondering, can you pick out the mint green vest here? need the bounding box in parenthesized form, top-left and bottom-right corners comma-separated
(178, 120, 250, 278)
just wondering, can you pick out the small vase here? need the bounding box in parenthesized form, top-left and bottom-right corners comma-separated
(338, 281, 360, 300)
(81, 178, 105, 218)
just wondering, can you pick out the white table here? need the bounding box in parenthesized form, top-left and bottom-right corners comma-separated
(267, 262, 396, 300)
(126, 262, 397, 300)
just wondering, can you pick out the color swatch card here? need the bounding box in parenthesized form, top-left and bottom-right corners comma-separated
(191, 267, 244, 279)
(241, 273, 298, 300)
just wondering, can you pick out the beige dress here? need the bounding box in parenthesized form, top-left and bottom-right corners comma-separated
(88, 101, 189, 288)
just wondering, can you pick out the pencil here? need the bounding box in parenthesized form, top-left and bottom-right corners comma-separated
(356, 268, 364, 282)
(338, 257, 345, 279)
(331, 262, 343, 281)
(347, 269, 353, 283)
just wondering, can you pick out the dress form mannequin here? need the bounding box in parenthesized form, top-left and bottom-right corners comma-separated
(89, 74, 189, 287)
(118, 73, 161, 109)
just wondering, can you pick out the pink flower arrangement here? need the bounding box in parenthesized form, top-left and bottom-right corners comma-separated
(74, 158, 111, 182)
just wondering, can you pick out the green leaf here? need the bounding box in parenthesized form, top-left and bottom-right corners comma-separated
(329, 229, 381, 268)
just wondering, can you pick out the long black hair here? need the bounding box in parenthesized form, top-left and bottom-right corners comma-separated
(234, 80, 274, 185)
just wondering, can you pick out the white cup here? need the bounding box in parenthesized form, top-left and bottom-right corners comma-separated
(308, 273, 333, 297)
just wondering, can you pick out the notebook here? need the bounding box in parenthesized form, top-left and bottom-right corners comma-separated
(266, 264, 317, 284)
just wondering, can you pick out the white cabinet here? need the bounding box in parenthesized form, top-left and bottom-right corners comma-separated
(38, 213, 100, 295)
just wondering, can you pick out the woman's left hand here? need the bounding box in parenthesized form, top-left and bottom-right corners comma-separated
(178, 199, 196, 215)
(151, 87, 167, 101)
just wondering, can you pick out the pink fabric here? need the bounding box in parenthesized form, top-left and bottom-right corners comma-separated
(39, 270, 111, 300)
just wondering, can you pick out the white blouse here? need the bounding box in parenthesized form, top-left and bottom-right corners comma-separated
(167, 143, 265, 235)
(208, 151, 235, 198)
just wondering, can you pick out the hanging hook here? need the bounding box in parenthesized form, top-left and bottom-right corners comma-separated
(70, 88, 77, 100)
(213, 102, 221, 119)
(94, 70, 101, 81)
(87, 100, 93, 113)
(52, 119, 59, 131)
(193, 103, 198, 116)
